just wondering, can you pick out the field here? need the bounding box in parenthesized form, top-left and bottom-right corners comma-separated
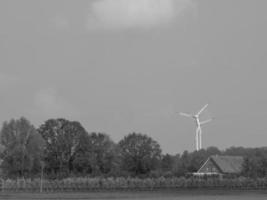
(1, 177, 267, 199)
(1, 190, 267, 200)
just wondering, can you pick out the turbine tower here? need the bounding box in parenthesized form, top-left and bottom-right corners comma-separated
(180, 104, 212, 151)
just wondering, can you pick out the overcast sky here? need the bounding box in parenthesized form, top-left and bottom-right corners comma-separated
(1, 0, 267, 154)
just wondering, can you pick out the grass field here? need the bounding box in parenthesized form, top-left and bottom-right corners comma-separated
(1, 190, 267, 200)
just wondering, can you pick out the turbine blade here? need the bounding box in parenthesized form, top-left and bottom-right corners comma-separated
(197, 104, 209, 115)
(200, 118, 212, 125)
(179, 112, 193, 118)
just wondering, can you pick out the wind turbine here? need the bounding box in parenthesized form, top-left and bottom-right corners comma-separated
(180, 104, 212, 151)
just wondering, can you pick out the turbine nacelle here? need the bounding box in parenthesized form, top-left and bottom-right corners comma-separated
(193, 115, 199, 119)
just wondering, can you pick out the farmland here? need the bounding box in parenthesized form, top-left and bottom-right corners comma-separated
(1, 190, 267, 200)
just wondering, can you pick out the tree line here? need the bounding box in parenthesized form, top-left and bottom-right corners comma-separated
(0, 117, 266, 179)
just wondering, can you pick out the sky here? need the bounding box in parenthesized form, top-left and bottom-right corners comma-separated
(1, 0, 267, 154)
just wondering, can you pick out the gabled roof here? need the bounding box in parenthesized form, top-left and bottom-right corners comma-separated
(210, 155, 244, 174)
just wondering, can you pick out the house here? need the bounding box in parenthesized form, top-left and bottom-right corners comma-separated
(194, 155, 244, 178)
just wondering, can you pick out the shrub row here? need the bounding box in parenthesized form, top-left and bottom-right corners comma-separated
(1, 177, 267, 192)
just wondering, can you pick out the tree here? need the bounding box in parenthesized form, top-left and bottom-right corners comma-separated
(73, 133, 119, 175)
(118, 133, 162, 175)
(71, 132, 92, 174)
(37, 118, 88, 177)
(0, 117, 44, 178)
(241, 148, 267, 178)
(88, 133, 119, 174)
(223, 146, 248, 156)
(175, 150, 190, 176)
(161, 154, 175, 172)
(206, 146, 221, 156)
(160, 154, 181, 177)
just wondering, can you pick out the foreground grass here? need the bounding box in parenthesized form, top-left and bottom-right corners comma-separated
(1, 190, 267, 200)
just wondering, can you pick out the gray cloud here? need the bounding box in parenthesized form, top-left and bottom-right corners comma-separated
(0, 72, 18, 91)
(86, 0, 195, 30)
(31, 88, 77, 119)
(52, 15, 71, 30)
